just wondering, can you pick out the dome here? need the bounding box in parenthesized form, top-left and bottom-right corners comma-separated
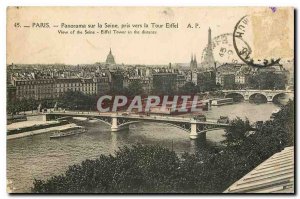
(106, 48, 116, 64)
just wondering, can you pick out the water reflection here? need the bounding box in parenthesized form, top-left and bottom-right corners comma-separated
(110, 130, 130, 154)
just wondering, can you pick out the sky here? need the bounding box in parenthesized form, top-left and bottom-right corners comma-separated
(7, 7, 294, 65)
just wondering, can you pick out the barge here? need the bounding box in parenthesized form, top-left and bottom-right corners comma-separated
(211, 98, 234, 106)
(50, 126, 86, 139)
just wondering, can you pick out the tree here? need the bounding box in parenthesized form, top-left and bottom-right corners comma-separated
(271, 100, 294, 146)
(247, 75, 259, 89)
(32, 144, 181, 193)
(247, 72, 287, 90)
(59, 90, 92, 110)
(222, 117, 251, 146)
(28, 98, 37, 113)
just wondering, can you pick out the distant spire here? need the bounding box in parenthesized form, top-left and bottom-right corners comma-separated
(194, 54, 197, 62)
(208, 27, 212, 45)
(202, 28, 215, 68)
(109, 48, 112, 54)
(191, 53, 193, 62)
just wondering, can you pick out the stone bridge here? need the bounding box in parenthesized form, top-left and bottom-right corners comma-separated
(43, 112, 230, 141)
(222, 90, 294, 102)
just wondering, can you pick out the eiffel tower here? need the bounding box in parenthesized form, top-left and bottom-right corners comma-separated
(202, 28, 215, 68)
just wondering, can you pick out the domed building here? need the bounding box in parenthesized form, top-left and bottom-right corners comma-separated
(106, 48, 116, 65)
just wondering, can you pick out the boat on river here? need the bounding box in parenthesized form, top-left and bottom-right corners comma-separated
(50, 126, 87, 139)
(211, 98, 234, 106)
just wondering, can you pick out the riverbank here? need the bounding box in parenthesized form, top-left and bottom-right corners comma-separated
(7, 120, 56, 131)
(7, 123, 78, 140)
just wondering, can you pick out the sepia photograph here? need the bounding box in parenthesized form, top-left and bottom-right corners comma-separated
(6, 6, 295, 194)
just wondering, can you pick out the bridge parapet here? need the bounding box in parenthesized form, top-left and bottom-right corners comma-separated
(45, 112, 230, 140)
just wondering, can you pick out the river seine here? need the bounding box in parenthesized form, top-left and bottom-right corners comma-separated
(7, 102, 279, 192)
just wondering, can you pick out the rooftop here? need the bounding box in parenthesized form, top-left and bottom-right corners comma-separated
(224, 146, 294, 193)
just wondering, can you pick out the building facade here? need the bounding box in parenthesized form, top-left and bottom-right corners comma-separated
(12, 76, 55, 100)
(152, 73, 177, 94)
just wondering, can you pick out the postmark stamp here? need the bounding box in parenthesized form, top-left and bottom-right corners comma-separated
(232, 15, 281, 68)
(201, 33, 251, 64)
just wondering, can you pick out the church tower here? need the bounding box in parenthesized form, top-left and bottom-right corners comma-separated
(202, 28, 215, 68)
(190, 54, 194, 70)
(194, 54, 197, 70)
(106, 48, 116, 65)
(190, 54, 198, 71)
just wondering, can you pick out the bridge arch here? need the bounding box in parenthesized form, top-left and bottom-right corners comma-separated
(87, 117, 112, 126)
(118, 120, 191, 133)
(272, 93, 292, 104)
(118, 121, 140, 128)
(249, 93, 268, 103)
(150, 121, 191, 133)
(224, 92, 245, 102)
